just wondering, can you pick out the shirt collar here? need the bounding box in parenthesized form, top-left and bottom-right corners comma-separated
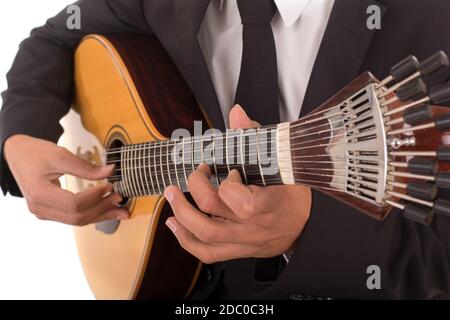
(274, 0, 311, 28)
(218, 0, 311, 28)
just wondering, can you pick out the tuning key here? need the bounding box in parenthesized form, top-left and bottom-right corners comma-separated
(403, 105, 434, 125)
(378, 55, 420, 88)
(429, 82, 450, 105)
(433, 199, 450, 218)
(417, 51, 450, 76)
(406, 182, 438, 201)
(403, 202, 434, 225)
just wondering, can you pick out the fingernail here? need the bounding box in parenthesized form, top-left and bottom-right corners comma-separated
(112, 195, 123, 206)
(118, 214, 130, 220)
(104, 164, 115, 171)
(234, 104, 246, 115)
(228, 169, 241, 182)
(166, 219, 177, 233)
(164, 189, 175, 203)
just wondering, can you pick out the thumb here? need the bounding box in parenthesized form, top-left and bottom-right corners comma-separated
(57, 148, 114, 180)
(229, 105, 260, 129)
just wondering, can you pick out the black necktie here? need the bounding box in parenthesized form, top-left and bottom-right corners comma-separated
(235, 0, 279, 125)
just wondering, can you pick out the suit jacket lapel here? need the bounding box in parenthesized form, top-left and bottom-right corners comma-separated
(300, 0, 387, 117)
(144, 0, 225, 130)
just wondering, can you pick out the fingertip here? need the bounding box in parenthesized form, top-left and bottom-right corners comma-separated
(166, 218, 177, 233)
(164, 186, 179, 204)
(103, 164, 115, 174)
(229, 104, 255, 129)
(117, 209, 130, 220)
(227, 169, 242, 183)
(197, 163, 211, 175)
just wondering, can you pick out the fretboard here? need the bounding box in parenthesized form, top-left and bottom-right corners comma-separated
(107, 126, 286, 197)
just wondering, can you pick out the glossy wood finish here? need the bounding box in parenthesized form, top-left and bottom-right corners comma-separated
(63, 34, 203, 299)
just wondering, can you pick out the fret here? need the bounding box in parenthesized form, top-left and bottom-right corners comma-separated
(145, 143, 156, 195)
(127, 145, 139, 197)
(239, 129, 248, 184)
(132, 144, 142, 196)
(146, 142, 156, 195)
(170, 140, 182, 190)
(136, 144, 146, 196)
(159, 141, 167, 190)
(191, 137, 195, 173)
(165, 140, 173, 186)
(256, 127, 266, 186)
(211, 133, 220, 186)
(225, 130, 231, 174)
(152, 140, 161, 195)
(121, 146, 131, 197)
(201, 134, 204, 163)
(181, 137, 188, 185)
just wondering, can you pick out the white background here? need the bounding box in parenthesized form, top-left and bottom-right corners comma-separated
(0, 1, 94, 299)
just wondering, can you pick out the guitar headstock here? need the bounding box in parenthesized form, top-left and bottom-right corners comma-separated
(290, 51, 450, 224)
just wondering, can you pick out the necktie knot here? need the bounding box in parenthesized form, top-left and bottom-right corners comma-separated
(237, 0, 277, 25)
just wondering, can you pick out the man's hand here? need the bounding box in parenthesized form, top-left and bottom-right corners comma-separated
(164, 105, 312, 263)
(3, 135, 129, 225)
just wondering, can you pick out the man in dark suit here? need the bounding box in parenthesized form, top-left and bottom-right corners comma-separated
(1, 0, 450, 299)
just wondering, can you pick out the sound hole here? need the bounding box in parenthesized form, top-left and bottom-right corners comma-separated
(107, 138, 129, 207)
(94, 138, 126, 235)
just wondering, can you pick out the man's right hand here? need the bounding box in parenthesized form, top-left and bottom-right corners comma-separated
(3, 135, 129, 226)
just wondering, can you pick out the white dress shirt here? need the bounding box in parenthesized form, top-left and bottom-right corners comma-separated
(198, 0, 335, 126)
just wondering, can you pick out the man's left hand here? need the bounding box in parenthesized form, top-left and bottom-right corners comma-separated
(164, 105, 312, 264)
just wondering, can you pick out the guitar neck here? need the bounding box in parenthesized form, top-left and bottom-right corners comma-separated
(107, 124, 293, 197)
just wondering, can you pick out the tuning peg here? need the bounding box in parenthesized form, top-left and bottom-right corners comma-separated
(433, 199, 450, 218)
(408, 157, 439, 175)
(403, 202, 434, 225)
(417, 51, 450, 76)
(390, 146, 450, 162)
(387, 113, 450, 136)
(378, 55, 420, 88)
(385, 105, 433, 126)
(437, 146, 450, 161)
(403, 105, 434, 125)
(429, 82, 450, 105)
(435, 172, 450, 189)
(387, 197, 450, 225)
(379, 51, 449, 99)
(396, 78, 428, 101)
(434, 113, 450, 131)
(389, 180, 437, 200)
(406, 182, 438, 201)
(391, 55, 420, 81)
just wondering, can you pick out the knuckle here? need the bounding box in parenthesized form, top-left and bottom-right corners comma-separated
(26, 188, 40, 204)
(198, 228, 216, 243)
(199, 252, 217, 265)
(241, 200, 257, 218)
(66, 199, 81, 214)
(197, 196, 218, 213)
(259, 213, 275, 228)
(56, 146, 70, 162)
(68, 214, 87, 226)
(27, 202, 39, 214)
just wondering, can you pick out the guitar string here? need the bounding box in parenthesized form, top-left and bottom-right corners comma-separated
(109, 165, 380, 196)
(104, 98, 365, 155)
(103, 114, 377, 164)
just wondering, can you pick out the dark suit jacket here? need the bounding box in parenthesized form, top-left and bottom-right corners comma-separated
(1, 0, 450, 299)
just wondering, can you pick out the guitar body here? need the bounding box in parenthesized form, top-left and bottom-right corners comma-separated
(61, 34, 206, 299)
